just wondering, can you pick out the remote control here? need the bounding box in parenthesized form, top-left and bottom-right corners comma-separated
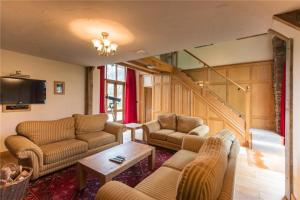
(116, 155, 126, 160)
(109, 158, 123, 164)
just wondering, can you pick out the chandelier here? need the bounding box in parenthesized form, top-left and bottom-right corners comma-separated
(92, 32, 118, 56)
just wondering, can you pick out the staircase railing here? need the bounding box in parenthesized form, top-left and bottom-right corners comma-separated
(160, 49, 252, 146)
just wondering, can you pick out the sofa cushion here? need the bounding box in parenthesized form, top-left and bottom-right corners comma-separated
(176, 137, 228, 200)
(17, 117, 75, 146)
(135, 166, 180, 200)
(74, 114, 108, 135)
(150, 129, 175, 141)
(163, 150, 197, 171)
(166, 132, 186, 145)
(176, 115, 203, 133)
(76, 131, 116, 149)
(40, 139, 88, 164)
(158, 113, 177, 130)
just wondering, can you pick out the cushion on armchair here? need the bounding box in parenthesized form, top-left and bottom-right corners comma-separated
(73, 114, 108, 135)
(177, 115, 203, 133)
(157, 113, 177, 130)
(176, 137, 227, 200)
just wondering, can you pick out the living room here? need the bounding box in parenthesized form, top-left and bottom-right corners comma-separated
(0, 2, 300, 200)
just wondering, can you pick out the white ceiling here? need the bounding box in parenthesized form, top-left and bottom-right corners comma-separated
(1, 1, 299, 66)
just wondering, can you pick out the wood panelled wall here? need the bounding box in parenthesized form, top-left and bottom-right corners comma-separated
(152, 74, 246, 144)
(184, 60, 275, 130)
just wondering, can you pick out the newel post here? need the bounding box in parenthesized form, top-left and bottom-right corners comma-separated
(245, 86, 252, 148)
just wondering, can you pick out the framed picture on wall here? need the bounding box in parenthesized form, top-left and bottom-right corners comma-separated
(54, 81, 65, 95)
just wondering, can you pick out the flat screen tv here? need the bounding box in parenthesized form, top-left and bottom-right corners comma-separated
(0, 77, 46, 104)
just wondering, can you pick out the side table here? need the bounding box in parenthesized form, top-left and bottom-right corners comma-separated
(125, 123, 144, 141)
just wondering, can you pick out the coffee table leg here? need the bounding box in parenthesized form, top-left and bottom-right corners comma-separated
(148, 147, 156, 170)
(77, 163, 87, 190)
(131, 129, 136, 141)
(98, 176, 111, 189)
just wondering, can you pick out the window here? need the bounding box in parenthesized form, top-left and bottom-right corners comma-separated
(105, 64, 126, 122)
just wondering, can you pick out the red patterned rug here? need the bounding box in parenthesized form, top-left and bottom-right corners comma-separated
(24, 146, 174, 200)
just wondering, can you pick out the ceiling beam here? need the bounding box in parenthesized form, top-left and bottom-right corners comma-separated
(118, 62, 159, 74)
(134, 57, 174, 73)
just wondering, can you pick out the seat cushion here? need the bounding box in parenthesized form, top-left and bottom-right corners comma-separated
(163, 150, 197, 171)
(166, 132, 186, 145)
(40, 139, 88, 164)
(177, 115, 203, 133)
(73, 114, 108, 135)
(158, 113, 177, 130)
(176, 137, 228, 200)
(150, 129, 175, 141)
(135, 166, 180, 200)
(17, 117, 75, 146)
(76, 131, 116, 149)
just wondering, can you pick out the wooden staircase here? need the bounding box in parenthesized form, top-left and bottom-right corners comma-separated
(173, 68, 246, 135)
(124, 54, 251, 146)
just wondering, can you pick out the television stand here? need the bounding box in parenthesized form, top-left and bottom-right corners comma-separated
(2, 104, 31, 112)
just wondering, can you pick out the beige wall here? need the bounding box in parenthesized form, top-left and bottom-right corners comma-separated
(272, 20, 300, 199)
(0, 49, 85, 152)
(178, 34, 273, 69)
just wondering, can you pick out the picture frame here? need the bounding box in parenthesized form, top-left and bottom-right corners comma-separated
(54, 81, 65, 95)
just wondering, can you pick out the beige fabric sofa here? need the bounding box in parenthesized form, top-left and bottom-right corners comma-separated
(143, 113, 209, 150)
(96, 130, 239, 200)
(5, 114, 125, 179)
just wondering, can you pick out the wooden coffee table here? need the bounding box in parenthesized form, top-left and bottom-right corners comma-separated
(77, 142, 155, 190)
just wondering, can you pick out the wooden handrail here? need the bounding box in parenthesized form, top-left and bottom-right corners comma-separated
(183, 49, 248, 92)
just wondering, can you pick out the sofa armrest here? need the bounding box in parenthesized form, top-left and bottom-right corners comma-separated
(188, 125, 209, 137)
(181, 135, 206, 153)
(142, 120, 160, 141)
(104, 122, 125, 144)
(96, 181, 155, 200)
(5, 135, 43, 179)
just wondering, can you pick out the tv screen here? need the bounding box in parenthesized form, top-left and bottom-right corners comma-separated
(0, 77, 46, 104)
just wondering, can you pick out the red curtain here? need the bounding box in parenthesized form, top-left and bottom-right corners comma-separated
(124, 68, 137, 123)
(280, 64, 286, 141)
(98, 66, 106, 113)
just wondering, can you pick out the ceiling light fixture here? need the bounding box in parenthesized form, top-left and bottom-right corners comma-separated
(92, 32, 118, 56)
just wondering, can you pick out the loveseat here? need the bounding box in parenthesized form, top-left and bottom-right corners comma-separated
(5, 113, 125, 179)
(143, 113, 209, 150)
(96, 129, 240, 200)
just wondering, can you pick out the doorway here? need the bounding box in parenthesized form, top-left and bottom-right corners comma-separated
(139, 74, 153, 123)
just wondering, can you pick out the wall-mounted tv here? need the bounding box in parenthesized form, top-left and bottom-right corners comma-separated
(0, 77, 46, 105)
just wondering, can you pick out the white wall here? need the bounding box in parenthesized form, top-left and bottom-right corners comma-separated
(0, 49, 85, 152)
(178, 34, 273, 69)
(271, 20, 300, 199)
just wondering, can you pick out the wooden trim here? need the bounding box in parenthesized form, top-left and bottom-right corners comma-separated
(273, 15, 300, 31)
(236, 33, 268, 40)
(139, 74, 145, 123)
(269, 28, 290, 41)
(119, 62, 159, 74)
(85, 66, 94, 115)
(285, 38, 294, 200)
(134, 57, 174, 73)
